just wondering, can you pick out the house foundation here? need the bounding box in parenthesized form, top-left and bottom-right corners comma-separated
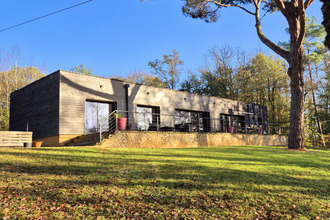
(101, 131, 288, 148)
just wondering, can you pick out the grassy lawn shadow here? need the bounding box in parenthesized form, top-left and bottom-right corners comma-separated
(0, 145, 329, 219)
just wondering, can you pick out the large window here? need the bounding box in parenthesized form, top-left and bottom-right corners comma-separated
(85, 101, 110, 134)
(136, 105, 160, 131)
(220, 114, 231, 132)
(220, 114, 246, 133)
(175, 110, 210, 132)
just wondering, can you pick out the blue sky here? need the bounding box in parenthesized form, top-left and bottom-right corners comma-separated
(0, 0, 324, 78)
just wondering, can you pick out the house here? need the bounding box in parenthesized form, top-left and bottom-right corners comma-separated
(9, 70, 269, 146)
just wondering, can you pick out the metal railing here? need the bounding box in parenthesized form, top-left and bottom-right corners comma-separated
(98, 110, 118, 142)
(91, 110, 285, 143)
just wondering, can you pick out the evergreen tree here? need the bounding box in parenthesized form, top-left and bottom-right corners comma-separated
(180, 0, 315, 150)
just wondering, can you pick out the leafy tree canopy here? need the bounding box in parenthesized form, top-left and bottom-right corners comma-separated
(126, 71, 167, 88)
(0, 66, 44, 130)
(148, 50, 184, 89)
(182, 0, 273, 23)
(70, 64, 93, 75)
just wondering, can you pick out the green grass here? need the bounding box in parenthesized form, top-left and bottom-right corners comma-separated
(0, 146, 329, 219)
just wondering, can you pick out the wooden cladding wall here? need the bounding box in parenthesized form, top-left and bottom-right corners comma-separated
(9, 72, 60, 139)
(0, 131, 32, 147)
(59, 72, 126, 135)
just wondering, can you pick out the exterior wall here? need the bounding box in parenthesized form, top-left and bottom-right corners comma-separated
(9, 70, 268, 141)
(34, 134, 81, 147)
(101, 131, 288, 148)
(129, 82, 244, 130)
(10, 72, 60, 139)
(34, 135, 59, 147)
(59, 70, 255, 134)
(59, 71, 126, 135)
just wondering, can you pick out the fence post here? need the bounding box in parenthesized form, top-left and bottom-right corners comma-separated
(116, 110, 118, 132)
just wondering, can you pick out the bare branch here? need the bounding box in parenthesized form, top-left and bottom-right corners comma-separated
(208, 0, 255, 16)
(205, 5, 221, 16)
(254, 0, 290, 61)
(260, 10, 269, 21)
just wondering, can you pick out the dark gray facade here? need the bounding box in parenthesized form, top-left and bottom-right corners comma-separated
(10, 71, 60, 139)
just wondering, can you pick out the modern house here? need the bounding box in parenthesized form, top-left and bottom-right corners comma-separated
(10, 70, 269, 146)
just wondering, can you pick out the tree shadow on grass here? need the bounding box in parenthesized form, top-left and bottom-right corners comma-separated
(107, 146, 330, 170)
(1, 153, 328, 198)
(1, 147, 329, 200)
(1, 147, 329, 219)
(1, 160, 328, 220)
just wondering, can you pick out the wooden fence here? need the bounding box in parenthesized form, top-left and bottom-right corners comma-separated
(0, 131, 33, 147)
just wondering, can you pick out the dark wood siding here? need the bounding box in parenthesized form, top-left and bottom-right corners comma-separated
(9, 71, 60, 139)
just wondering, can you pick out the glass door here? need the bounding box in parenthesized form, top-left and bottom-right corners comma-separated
(85, 101, 110, 134)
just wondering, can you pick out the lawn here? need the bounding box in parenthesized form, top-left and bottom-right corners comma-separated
(0, 145, 329, 219)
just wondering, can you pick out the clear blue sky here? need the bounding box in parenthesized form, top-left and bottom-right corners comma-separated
(0, 0, 324, 78)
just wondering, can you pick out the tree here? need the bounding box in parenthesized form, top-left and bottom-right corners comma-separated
(126, 71, 167, 88)
(318, 53, 330, 147)
(182, 0, 316, 150)
(183, 46, 239, 99)
(181, 47, 291, 135)
(0, 67, 44, 130)
(70, 64, 93, 75)
(148, 50, 184, 89)
(320, 0, 330, 49)
(248, 53, 290, 134)
(180, 71, 204, 94)
(303, 17, 327, 147)
(280, 16, 328, 146)
(0, 102, 9, 131)
(199, 67, 231, 97)
(203, 46, 238, 99)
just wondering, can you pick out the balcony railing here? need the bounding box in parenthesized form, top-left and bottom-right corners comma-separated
(88, 110, 286, 143)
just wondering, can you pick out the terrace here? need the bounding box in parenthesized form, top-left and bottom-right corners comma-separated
(84, 110, 272, 144)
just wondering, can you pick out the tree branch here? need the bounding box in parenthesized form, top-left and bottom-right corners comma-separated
(304, 0, 315, 9)
(297, 0, 306, 49)
(254, 0, 290, 61)
(274, 0, 288, 18)
(208, 0, 255, 16)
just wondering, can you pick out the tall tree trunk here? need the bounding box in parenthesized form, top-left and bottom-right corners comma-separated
(308, 61, 326, 147)
(284, 1, 307, 150)
(288, 47, 305, 150)
(253, 0, 309, 149)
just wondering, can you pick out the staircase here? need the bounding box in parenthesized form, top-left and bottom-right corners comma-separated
(65, 110, 120, 146)
(64, 133, 101, 146)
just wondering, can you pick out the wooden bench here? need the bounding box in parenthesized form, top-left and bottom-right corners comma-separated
(0, 131, 33, 147)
